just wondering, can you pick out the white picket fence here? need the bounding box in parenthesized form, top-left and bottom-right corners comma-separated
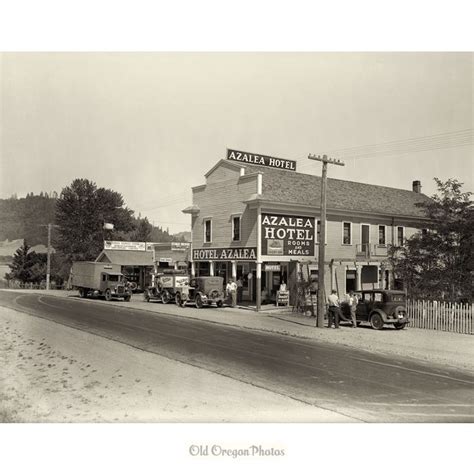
(407, 299, 473, 335)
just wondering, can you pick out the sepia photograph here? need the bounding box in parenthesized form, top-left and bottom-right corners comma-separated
(1, 51, 472, 425)
(0, 2, 473, 472)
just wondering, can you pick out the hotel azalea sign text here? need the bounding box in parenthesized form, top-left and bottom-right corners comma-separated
(193, 247, 257, 261)
(227, 148, 297, 171)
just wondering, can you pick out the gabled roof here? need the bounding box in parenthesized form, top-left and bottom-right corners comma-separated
(96, 250, 154, 266)
(240, 163, 432, 219)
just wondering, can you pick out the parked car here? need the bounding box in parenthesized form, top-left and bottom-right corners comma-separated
(341, 290, 408, 330)
(176, 276, 225, 308)
(144, 270, 189, 304)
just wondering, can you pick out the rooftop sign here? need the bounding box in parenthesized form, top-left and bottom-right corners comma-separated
(227, 149, 297, 172)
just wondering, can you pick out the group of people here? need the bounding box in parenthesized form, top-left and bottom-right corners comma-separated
(327, 289, 359, 329)
(225, 277, 243, 307)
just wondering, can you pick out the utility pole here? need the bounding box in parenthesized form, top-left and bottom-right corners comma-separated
(39, 223, 60, 290)
(308, 154, 345, 327)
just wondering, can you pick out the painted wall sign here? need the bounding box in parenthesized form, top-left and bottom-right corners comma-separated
(104, 241, 147, 251)
(261, 213, 315, 257)
(227, 149, 297, 171)
(193, 247, 257, 261)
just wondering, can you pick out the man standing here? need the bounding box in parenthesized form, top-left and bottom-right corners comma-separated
(236, 277, 243, 304)
(349, 291, 359, 328)
(327, 289, 342, 329)
(226, 278, 238, 307)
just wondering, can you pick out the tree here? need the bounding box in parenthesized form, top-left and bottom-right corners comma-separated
(389, 178, 473, 302)
(130, 217, 153, 242)
(8, 242, 47, 283)
(55, 179, 135, 262)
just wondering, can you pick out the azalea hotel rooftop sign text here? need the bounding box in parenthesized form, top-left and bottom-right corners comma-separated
(227, 149, 297, 171)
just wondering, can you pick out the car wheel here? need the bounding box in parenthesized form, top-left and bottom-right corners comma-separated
(394, 322, 407, 330)
(124, 295, 131, 302)
(216, 300, 223, 308)
(370, 312, 384, 330)
(161, 290, 170, 304)
(104, 289, 112, 301)
(195, 294, 203, 309)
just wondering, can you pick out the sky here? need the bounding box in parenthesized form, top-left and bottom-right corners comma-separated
(1, 52, 472, 233)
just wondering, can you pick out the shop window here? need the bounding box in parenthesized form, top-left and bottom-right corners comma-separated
(378, 225, 386, 245)
(397, 226, 404, 246)
(342, 222, 352, 245)
(232, 215, 241, 242)
(204, 218, 212, 243)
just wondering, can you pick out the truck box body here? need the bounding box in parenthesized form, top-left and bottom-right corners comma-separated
(71, 262, 123, 290)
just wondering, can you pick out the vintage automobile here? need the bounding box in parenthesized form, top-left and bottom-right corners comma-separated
(341, 290, 409, 330)
(144, 270, 189, 304)
(176, 276, 225, 308)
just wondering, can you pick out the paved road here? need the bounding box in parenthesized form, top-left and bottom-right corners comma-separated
(1, 290, 473, 422)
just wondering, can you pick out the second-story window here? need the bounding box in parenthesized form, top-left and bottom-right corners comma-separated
(204, 218, 212, 243)
(397, 226, 404, 246)
(232, 215, 241, 242)
(342, 222, 352, 245)
(378, 225, 386, 245)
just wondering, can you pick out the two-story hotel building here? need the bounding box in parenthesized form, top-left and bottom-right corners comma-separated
(182, 152, 432, 309)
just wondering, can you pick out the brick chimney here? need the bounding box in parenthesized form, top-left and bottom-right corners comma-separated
(412, 180, 422, 193)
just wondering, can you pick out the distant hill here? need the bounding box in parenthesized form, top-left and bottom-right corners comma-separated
(173, 231, 191, 242)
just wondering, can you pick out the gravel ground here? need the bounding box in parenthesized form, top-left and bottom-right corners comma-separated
(0, 305, 354, 422)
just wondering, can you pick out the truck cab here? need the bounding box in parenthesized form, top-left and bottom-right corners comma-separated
(100, 272, 130, 301)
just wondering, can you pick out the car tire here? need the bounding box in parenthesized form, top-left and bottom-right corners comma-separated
(124, 295, 131, 302)
(370, 312, 384, 330)
(104, 289, 112, 301)
(394, 322, 407, 330)
(161, 290, 170, 304)
(195, 294, 203, 309)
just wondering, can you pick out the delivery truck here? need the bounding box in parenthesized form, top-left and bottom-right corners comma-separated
(71, 261, 132, 301)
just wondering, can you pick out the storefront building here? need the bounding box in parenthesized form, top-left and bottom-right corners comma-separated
(182, 149, 432, 309)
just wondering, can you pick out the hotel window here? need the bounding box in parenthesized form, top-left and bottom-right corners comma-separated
(204, 218, 212, 243)
(342, 222, 352, 245)
(397, 226, 404, 246)
(378, 225, 386, 245)
(232, 215, 241, 242)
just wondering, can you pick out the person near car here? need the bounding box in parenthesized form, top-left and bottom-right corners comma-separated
(349, 290, 359, 328)
(226, 278, 238, 307)
(327, 289, 343, 329)
(236, 277, 243, 304)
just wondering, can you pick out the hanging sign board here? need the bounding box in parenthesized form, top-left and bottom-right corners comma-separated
(265, 264, 281, 272)
(227, 149, 297, 171)
(261, 213, 315, 257)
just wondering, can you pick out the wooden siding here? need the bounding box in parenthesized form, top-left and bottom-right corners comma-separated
(192, 176, 258, 249)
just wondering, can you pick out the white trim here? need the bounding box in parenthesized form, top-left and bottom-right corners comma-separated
(231, 214, 242, 242)
(342, 221, 352, 245)
(360, 223, 371, 245)
(257, 173, 263, 195)
(203, 218, 212, 243)
(378, 224, 387, 246)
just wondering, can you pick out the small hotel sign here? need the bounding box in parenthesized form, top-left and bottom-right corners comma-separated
(193, 247, 257, 261)
(227, 149, 297, 171)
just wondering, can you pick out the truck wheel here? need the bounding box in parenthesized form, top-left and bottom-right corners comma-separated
(195, 294, 203, 309)
(104, 289, 112, 301)
(161, 291, 170, 304)
(124, 295, 131, 302)
(370, 312, 384, 330)
(394, 322, 407, 330)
